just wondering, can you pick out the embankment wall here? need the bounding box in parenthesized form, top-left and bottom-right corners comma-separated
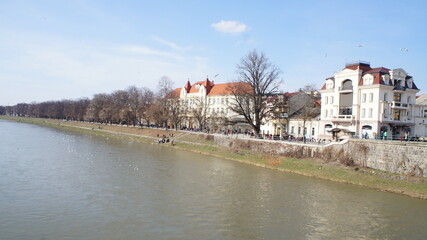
(208, 135, 427, 177)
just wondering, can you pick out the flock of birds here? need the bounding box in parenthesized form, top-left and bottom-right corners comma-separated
(357, 44, 409, 51)
(324, 45, 409, 58)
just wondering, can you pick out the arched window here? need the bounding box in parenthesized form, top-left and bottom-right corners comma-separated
(362, 125, 372, 130)
(324, 124, 332, 135)
(341, 80, 353, 90)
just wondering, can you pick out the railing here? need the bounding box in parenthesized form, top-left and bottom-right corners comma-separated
(390, 101, 408, 109)
(333, 115, 355, 121)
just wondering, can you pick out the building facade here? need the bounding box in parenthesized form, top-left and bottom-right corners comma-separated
(319, 62, 422, 140)
(171, 78, 248, 131)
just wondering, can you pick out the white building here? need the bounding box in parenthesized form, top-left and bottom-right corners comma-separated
(319, 62, 422, 140)
(171, 78, 248, 131)
(414, 94, 427, 139)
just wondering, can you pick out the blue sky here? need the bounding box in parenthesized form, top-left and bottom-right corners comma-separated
(1, 0, 426, 105)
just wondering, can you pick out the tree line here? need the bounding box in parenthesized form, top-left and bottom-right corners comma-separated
(1, 77, 175, 127)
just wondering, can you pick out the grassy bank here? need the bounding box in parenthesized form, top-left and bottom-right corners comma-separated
(2, 116, 427, 200)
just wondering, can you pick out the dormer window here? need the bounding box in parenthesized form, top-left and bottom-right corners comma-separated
(382, 74, 390, 85)
(326, 79, 334, 89)
(363, 74, 373, 85)
(407, 79, 413, 88)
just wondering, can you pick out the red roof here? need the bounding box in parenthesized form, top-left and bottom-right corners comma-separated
(178, 78, 251, 96)
(344, 63, 371, 71)
(168, 88, 181, 98)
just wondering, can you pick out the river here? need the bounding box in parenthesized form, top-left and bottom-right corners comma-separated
(1, 119, 426, 239)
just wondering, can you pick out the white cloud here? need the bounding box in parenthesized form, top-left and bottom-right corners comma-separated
(211, 20, 248, 34)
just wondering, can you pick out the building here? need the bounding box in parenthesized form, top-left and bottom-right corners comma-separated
(170, 78, 249, 131)
(260, 91, 321, 139)
(259, 93, 291, 137)
(319, 62, 422, 140)
(414, 94, 427, 139)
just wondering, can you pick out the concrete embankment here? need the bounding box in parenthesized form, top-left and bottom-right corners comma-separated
(2, 116, 427, 200)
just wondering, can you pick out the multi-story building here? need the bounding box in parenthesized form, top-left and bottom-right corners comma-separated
(319, 62, 421, 140)
(171, 78, 248, 131)
(414, 94, 427, 139)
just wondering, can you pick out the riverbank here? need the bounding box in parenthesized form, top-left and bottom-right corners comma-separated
(2, 116, 427, 200)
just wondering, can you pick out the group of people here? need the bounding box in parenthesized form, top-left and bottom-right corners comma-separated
(157, 133, 175, 145)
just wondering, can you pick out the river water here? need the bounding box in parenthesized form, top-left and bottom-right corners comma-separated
(1, 119, 427, 240)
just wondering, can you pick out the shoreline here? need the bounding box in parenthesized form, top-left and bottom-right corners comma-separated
(2, 116, 427, 200)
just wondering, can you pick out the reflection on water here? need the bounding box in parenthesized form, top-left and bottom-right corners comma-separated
(0, 119, 426, 239)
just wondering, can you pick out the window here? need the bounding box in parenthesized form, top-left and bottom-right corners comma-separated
(324, 110, 328, 117)
(330, 96, 334, 104)
(362, 93, 366, 103)
(298, 127, 301, 134)
(325, 97, 328, 104)
(362, 108, 366, 118)
(384, 93, 388, 101)
(384, 109, 388, 118)
(291, 126, 294, 134)
(394, 93, 401, 102)
(394, 110, 400, 121)
(369, 108, 373, 118)
(330, 109, 333, 117)
(369, 93, 374, 102)
(342, 80, 353, 90)
(407, 96, 411, 104)
(312, 128, 315, 135)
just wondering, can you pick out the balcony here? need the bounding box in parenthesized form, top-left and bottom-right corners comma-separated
(332, 115, 355, 122)
(390, 101, 408, 109)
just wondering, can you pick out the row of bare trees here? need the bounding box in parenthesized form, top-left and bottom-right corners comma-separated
(2, 77, 175, 127)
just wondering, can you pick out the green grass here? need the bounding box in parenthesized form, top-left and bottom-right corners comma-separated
(2, 115, 427, 199)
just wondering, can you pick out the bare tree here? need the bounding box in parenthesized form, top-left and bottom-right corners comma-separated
(190, 97, 210, 130)
(289, 84, 320, 142)
(155, 76, 174, 128)
(139, 87, 155, 126)
(167, 97, 183, 130)
(127, 86, 143, 126)
(227, 50, 282, 135)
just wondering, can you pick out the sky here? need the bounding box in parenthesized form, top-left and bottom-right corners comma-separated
(1, 0, 426, 105)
